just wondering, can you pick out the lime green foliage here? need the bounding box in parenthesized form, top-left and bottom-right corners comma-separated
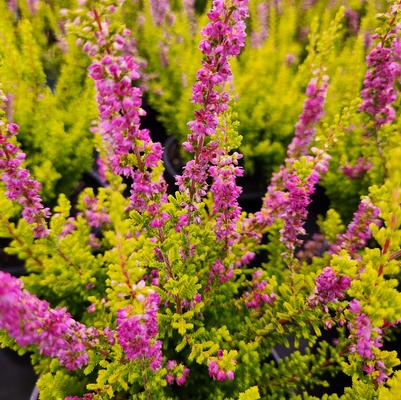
(0, 0, 96, 201)
(127, 0, 386, 217)
(379, 371, 401, 399)
(1, 0, 401, 399)
(238, 386, 260, 400)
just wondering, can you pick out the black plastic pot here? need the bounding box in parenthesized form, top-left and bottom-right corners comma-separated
(30, 386, 38, 400)
(0, 349, 36, 400)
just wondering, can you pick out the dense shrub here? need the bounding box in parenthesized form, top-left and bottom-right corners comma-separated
(1, 0, 401, 399)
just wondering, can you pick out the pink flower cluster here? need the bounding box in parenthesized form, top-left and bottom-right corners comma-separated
(208, 349, 236, 381)
(165, 360, 190, 385)
(82, 194, 110, 228)
(251, 2, 269, 48)
(235, 251, 256, 267)
(360, 45, 401, 127)
(253, 73, 330, 251)
(287, 75, 329, 159)
(0, 122, 49, 237)
(330, 198, 380, 256)
(309, 267, 351, 310)
(345, 8, 360, 35)
(341, 157, 372, 179)
(181, 293, 202, 311)
(209, 152, 243, 244)
(0, 272, 96, 370)
(176, 0, 249, 203)
(348, 300, 387, 383)
(116, 292, 162, 371)
(208, 259, 234, 285)
(86, 26, 166, 214)
(183, 0, 196, 24)
(296, 233, 326, 262)
(280, 163, 323, 251)
(150, 0, 174, 26)
(8, 0, 38, 13)
(244, 270, 276, 309)
(65, 394, 93, 400)
(256, 149, 330, 251)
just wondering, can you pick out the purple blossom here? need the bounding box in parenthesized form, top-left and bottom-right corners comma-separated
(209, 152, 243, 245)
(65, 395, 93, 400)
(27, 0, 38, 13)
(150, 0, 173, 26)
(341, 157, 372, 179)
(116, 292, 162, 371)
(360, 44, 401, 127)
(82, 195, 110, 228)
(176, 0, 249, 205)
(252, 72, 330, 251)
(255, 149, 330, 251)
(85, 19, 167, 216)
(208, 259, 234, 285)
(235, 251, 256, 267)
(310, 267, 351, 309)
(251, 2, 269, 48)
(0, 123, 49, 237)
(287, 75, 329, 159)
(296, 233, 326, 262)
(165, 359, 190, 385)
(7, 0, 17, 12)
(208, 350, 236, 381)
(348, 301, 387, 383)
(345, 8, 360, 35)
(183, 0, 196, 25)
(330, 198, 381, 255)
(244, 270, 276, 309)
(349, 299, 362, 314)
(0, 272, 97, 370)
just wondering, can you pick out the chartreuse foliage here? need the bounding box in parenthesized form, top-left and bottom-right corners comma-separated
(125, 0, 387, 216)
(0, 0, 96, 201)
(1, 0, 401, 400)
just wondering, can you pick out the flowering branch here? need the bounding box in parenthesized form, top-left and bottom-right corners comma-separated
(0, 121, 49, 238)
(0, 271, 97, 370)
(176, 0, 249, 207)
(84, 5, 167, 216)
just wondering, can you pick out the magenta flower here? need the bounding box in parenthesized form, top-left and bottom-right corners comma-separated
(256, 149, 330, 251)
(209, 152, 243, 245)
(341, 157, 372, 179)
(176, 0, 249, 205)
(347, 301, 387, 383)
(208, 259, 234, 285)
(360, 44, 401, 127)
(65, 395, 93, 400)
(85, 20, 167, 217)
(251, 2, 269, 47)
(330, 198, 380, 256)
(244, 270, 276, 309)
(82, 194, 110, 228)
(0, 122, 49, 237)
(253, 73, 330, 251)
(116, 292, 162, 371)
(150, 0, 173, 26)
(165, 359, 190, 385)
(0, 272, 97, 370)
(310, 267, 351, 309)
(287, 75, 329, 159)
(208, 349, 236, 381)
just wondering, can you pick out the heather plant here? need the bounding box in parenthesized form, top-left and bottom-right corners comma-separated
(124, 0, 387, 206)
(0, 0, 96, 200)
(2, 1, 401, 400)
